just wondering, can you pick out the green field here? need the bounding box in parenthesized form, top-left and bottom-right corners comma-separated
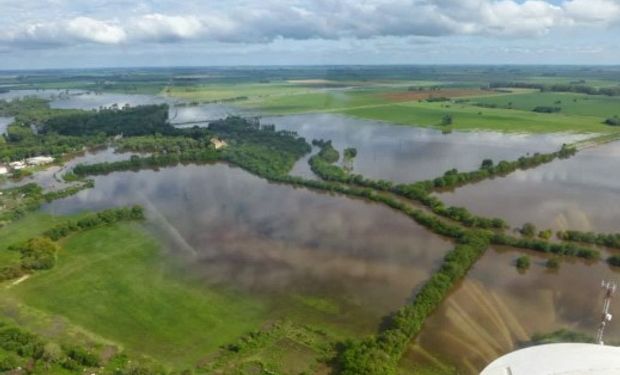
(237, 88, 619, 133)
(4, 223, 268, 367)
(344, 101, 615, 133)
(0, 214, 367, 372)
(467, 91, 620, 118)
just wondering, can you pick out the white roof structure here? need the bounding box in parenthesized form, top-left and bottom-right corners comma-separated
(481, 343, 620, 375)
(26, 156, 54, 165)
(0, 166, 8, 175)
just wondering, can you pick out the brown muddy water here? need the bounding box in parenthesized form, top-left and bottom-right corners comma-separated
(267, 113, 586, 183)
(403, 246, 620, 374)
(438, 141, 620, 232)
(42, 163, 453, 332)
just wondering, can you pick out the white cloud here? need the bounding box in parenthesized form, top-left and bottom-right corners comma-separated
(1, 0, 619, 49)
(66, 17, 127, 44)
(130, 14, 204, 42)
(564, 0, 620, 24)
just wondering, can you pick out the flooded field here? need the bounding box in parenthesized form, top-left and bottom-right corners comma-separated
(0, 117, 12, 135)
(403, 246, 620, 374)
(0, 148, 137, 190)
(268, 113, 585, 183)
(42, 164, 453, 332)
(438, 141, 620, 232)
(4, 88, 619, 372)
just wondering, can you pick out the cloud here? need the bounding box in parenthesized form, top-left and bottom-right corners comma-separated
(564, 0, 620, 24)
(1, 0, 619, 49)
(130, 14, 205, 42)
(1, 17, 126, 47)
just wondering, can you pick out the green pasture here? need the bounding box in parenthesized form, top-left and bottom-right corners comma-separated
(467, 91, 620, 118)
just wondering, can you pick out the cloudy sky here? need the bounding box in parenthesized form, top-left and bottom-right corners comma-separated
(1, 0, 619, 69)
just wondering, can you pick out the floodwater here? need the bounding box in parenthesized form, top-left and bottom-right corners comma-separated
(0, 117, 12, 135)
(1, 89, 240, 122)
(0, 148, 137, 190)
(267, 113, 586, 183)
(403, 246, 620, 375)
(42, 164, 453, 331)
(438, 141, 620, 232)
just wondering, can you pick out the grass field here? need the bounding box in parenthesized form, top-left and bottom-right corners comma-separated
(0, 213, 65, 267)
(344, 101, 616, 133)
(166, 82, 314, 103)
(227, 85, 620, 133)
(0, 214, 369, 371)
(467, 91, 620, 118)
(5, 223, 268, 367)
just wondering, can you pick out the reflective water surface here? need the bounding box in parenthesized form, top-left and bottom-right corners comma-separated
(267, 113, 586, 183)
(43, 164, 453, 332)
(404, 246, 620, 374)
(438, 141, 620, 232)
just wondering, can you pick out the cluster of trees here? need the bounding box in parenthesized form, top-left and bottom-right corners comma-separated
(16, 237, 60, 270)
(604, 116, 620, 126)
(1, 206, 145, 282)
(309, 142, 507, 230)
(490, 82, 620, 96)
(74, 117, 312, 179)
(338, 232, 490, 374)
(43, 205, 144, 241)
(0, 319, 167, 374)
(533, 106, 561, 113)
(557, 230, 620, 250)
(491, 233, 600, 260)
(116, 135, 202, 153)
(41, 104, 172, 136)
(0, 182, 94, 225)
(74, 151, 220, 176)
(607, 255, 620, 267)
(429, 144, 576, 191)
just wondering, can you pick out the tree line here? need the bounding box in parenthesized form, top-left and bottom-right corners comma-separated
(490, 82, 620, 96)
(1, 206, 145, 282)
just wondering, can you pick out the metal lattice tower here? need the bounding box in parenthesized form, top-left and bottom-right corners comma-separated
(596, 280, 616, 345)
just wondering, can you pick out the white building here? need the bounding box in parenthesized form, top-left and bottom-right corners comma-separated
(26, 156, 54, 166)
(481, 343, 620, 375)
(0, 166, 8, 175)
(9, 161, 26, 170)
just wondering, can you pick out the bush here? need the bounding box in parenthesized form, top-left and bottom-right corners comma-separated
(18, 237, 60, 270)
(0, 353, 20, 371)
(520, 223, 537, 238)
(546, 258, 560, 270)
(607, 255, 620, 267)
(516, 256, 531, 271)
(64, 345, 100, 367)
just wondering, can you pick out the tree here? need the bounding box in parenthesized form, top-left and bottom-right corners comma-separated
(481, 159, 494, 169)
(520, 223, 537, 238)
(516, 256, 531, 271)
(546, 258, 560, 270)
(440, 114, 453, 126)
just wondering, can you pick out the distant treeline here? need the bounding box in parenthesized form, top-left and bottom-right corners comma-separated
(490, 81, 620, 96)
(41, 104, 171, 136)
